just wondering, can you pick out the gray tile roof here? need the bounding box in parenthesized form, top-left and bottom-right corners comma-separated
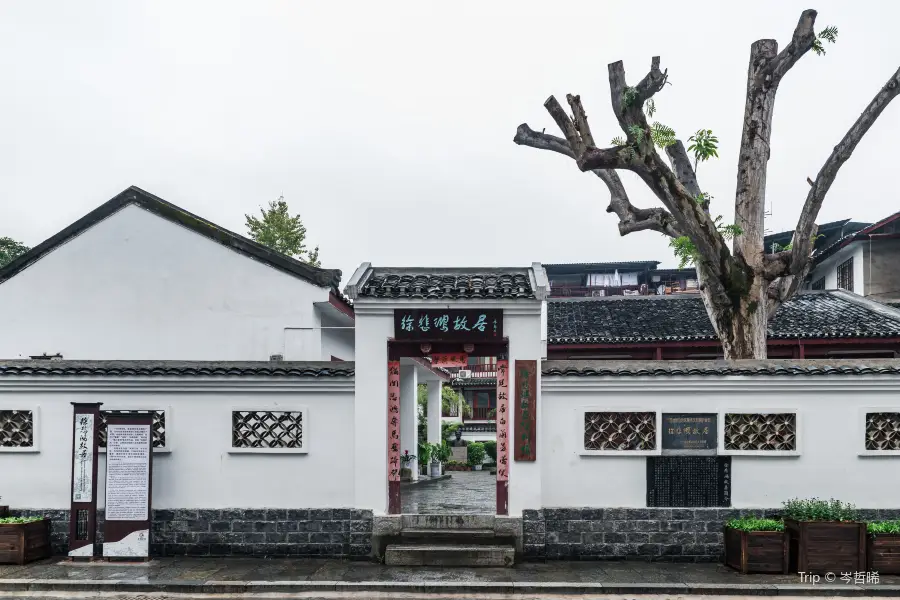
(542, 359, 900, 377)
(547, 291, 900, 344)
(0, 360, 354, 377)
(449, 377, 497, 388)
(356, 268, 535, 300)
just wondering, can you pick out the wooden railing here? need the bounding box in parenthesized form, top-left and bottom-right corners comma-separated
(549, 285, 646, 298)
(468, 406, 494, 421)
(450, 363, 497, 380)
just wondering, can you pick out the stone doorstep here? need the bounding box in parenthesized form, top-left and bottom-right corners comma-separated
(5, 579, 900, 596)
(385, 544, 516, 567)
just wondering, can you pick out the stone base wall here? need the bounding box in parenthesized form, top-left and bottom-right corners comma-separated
(523, 508, 900, 562)
(12, 508, 373, 558)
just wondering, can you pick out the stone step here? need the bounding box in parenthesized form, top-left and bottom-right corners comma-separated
(400, 514, 495, 530)
(385, 543, 515, 567)
(400, 528, 506, 545)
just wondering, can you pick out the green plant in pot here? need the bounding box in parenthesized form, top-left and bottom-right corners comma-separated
(866, 520, 900, 574)
(417, 442, 432, 475)
(399, 450, 416, 480)
(781, 498, 865, 574)
(428, 441, 452, 477)
(467, 442, 486, 471)
(723, 516, 787, 574)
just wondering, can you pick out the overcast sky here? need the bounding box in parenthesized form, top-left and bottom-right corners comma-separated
(3, 0, 898, 286)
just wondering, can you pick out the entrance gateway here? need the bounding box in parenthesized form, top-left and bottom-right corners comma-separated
(345, 264, 548, 565)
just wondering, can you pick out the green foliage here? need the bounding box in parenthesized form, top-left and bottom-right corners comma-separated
(610, 136, 626, 146)
(442, 421, 460, 440)
(245, 197, 321, 266)
(622, 86, 638, 108)
(417, 441, 432, 464)
(782, 498, 859, 522)
(483, 440, 497, 461)
(726, 517, 784, 532)
(0, 516, 43, 524)
(812, 25, 839, 56)
(400, 451, 417, 465)
(431, 441, 452, 463)
(668, 217, 743, 269)
(687, 129, 719, 170)
(650, 122, 676, 148)
(868, 520, 900, 535)
(627, 124, 645, 145)
(0, 237, 30, 268)
(466, 442, 486, 466)
(695, 192, 713, 205)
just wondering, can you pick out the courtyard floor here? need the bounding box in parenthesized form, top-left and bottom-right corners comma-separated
(401, 470, 495, 514)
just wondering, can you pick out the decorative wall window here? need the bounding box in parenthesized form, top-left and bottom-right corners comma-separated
(837, 257, 854, 291)
(724, 413, 796, 451)
(584, 411, 656, 451)
(231, 409, 306, 452)
(811, 277, 826, 290)
(865, 412, 900, 451)
(99, 410, 166, 449)
(0, 410, 34, 449)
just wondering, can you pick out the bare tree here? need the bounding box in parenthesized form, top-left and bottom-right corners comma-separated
(514, 10, 900, 359)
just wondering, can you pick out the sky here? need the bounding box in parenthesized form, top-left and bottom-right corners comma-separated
(2, 0, 899, 287)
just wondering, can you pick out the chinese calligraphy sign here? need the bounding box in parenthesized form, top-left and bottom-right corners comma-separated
(661, 413, 717, 451)
(495, 359, 510, 480)
(393, 309, 502, 341)
(387, 361, 401, 483)
(514, 360, 537, 461)
(430, 353, 469, 368)
(72, 414, 95, 502)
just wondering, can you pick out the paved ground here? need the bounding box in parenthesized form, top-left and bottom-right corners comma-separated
(401, 470, 495, 514)
(2, 557, 899, 586)
(0, 594, 891, 600)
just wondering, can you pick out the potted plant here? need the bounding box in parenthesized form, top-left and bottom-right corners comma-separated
(467, 442, 486, 471)
(0, 515, 52, 565)
(723, 517, 788, 574)
(782, 498, 866, 574)
(867, 520, 900, 574)
(399, 450, 416, 481)
(417, 442, 432, 476)
(430, 441, 452, 477)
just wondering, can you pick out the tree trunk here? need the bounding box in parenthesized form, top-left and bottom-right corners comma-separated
(698, 269, 768, 360)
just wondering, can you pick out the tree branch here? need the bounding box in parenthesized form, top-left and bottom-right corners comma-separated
(543, 95, 584, 156)
(566, 94, 595, 148)
(664, 140, 703, 202)
(634, 56, 668, 103)
(766, 9, 818, 84)
(512, 124, 681, 238)
(789, 64, 900, 274)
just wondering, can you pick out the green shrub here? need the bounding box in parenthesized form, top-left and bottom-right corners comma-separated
(868, 520, 900, 535)
(467, 442, 486, 466)
(444, 460, 468, 468)
(726, 517, 784, 532)
(782, 498, 859, 522)
(0, 517, 43, 525)
(483, 440, 497, 461)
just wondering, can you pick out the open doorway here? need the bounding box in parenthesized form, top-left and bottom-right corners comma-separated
(388, 337, 508, 516)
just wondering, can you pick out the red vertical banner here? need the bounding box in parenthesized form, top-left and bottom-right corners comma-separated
(495, 359, 510, 515)
(514, 360, 537, 461)
(387, 360, 401, 514)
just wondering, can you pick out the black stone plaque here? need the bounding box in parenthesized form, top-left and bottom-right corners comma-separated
(662, 413, 717, 450)
(646, 456, 731, 507)
(393, 309, 502, 342)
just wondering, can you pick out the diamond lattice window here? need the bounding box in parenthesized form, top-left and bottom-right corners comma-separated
(232, 410, 304, 449)
(584, 411, 656, 451)
(0, 410, 34, 448)
(865, 412, 900, 451)
(724, 413, 796, 451)
(99, 410, 166, 449)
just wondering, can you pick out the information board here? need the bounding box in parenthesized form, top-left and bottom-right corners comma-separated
(661, 413, 717, 451)
(646, 456, 731, 507)
(103, 413, 153, 559)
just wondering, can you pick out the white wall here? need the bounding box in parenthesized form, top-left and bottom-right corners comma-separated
(0, 377, 355, 509)
(541, 376, 900, 509)
(321, 313, 355, 361)
(809, 243, 865, 294)
(0, 204, 332, 361)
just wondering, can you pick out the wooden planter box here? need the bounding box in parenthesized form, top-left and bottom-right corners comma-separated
(868, 534, 900, 575)
(723, 527, 788, 574)
(784, 519, 866, 574)
(0, 519, 52, 565)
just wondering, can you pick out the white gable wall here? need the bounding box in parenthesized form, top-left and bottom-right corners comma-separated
(0, 204, 331, 361)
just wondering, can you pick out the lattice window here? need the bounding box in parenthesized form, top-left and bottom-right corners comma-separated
(837, 257, 854, 291)
(584, 411, 656, 451)
(232, 410, 304, 449)
(810, 277, 826, 290)
(99, 410, 166, 449)
(724, 413, 796, 451)
(865, 412, 900, 451)
(0, 410, 34, 448)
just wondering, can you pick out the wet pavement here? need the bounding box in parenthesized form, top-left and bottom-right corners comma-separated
(2, 557, 899, 587)
(402, 470, 495, 514)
